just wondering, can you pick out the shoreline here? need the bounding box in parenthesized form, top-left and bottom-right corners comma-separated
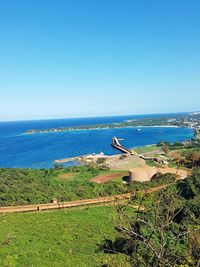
(25, 125, 181, 135)
(53, 143, 165, 165)
(24, 112, 200, 135)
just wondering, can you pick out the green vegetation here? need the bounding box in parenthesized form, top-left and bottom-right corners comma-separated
(0, 165, 179, 207)
(132, 145, 161, 154)
(0, 140, 200, 266)
(0, 167, 128, 206)
(169, 148, 200, 169)
(145, 159, 164, 168)
(0, 206, 129, 267)
(0, 168, 198, 267)
(158, 140, 200, 152)
(26, 112, 200, 135)
(99, 169, 200, 267)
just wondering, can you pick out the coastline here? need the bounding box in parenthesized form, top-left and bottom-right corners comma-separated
(24, 112, 200, 136)
(0, 114, 196, 169)
(25, 125, 181, 135)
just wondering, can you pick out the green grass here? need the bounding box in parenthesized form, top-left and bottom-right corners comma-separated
(132, 145, 161, 154)
(181, 148, 200, 157)
(0, 206, 130, 267)
(0, 167, 128, 206)
(167, 161, 177, 168)
(145, 159, 164, 168)
(0, 166, 180, 207)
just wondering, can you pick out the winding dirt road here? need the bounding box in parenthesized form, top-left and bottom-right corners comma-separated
(156, 167, 188, 180)
(0, 184, 170, 214)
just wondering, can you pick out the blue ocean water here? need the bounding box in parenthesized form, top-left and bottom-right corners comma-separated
(0, 114, 194, 168)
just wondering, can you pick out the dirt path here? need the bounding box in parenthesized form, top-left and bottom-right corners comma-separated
(0, 184, 170, 214)
(92, 172, 127, 183)
(156, 167, 188, 180)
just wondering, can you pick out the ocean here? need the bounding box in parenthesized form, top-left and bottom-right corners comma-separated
(0, 113, 194, 168)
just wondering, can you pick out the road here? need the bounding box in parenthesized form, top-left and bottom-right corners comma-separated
(0, 184, 170, 214)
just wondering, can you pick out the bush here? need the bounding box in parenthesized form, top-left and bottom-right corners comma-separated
(119, 154, 127, 160)
(96, 158, 106, 164)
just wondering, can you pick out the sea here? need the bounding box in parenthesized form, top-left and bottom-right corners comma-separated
(0, 113, 194, 169)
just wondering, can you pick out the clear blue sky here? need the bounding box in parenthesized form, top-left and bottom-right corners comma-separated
(0, 0, 199, 121)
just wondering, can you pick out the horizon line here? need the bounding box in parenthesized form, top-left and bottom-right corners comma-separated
(0, 110, 195, 123)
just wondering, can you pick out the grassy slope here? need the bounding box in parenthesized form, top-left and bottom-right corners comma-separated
(0, 167, 128, 206)
(0, 166, 178, 207)
(132, 145, 161, 154)
(0, 206, 129, 267)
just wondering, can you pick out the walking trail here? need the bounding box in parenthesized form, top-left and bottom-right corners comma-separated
(0, 184, 170, 214)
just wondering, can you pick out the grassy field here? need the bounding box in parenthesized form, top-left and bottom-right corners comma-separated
(110, 158, 143, 170)
(132, 145, 161, 154)
(145, 159, 164, 168)
(0, 206, 130, 267)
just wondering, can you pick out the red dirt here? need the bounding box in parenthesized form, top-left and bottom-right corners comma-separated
(92, 172, 127, 183)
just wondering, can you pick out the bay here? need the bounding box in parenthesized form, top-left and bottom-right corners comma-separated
(0, 113, 194, 168)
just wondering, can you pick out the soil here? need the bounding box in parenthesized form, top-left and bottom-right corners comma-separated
(92, 172, 128, 184)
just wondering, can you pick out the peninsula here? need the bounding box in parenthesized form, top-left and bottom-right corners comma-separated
(25, 113, 200, 136)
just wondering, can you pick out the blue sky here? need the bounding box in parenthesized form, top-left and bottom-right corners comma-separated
(0, 0, 199, 120)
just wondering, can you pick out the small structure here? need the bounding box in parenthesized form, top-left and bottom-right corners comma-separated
(129, 167, 157, 182)
(154, 157, 169, 165)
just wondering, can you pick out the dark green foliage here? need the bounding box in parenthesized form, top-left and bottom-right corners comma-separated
(100, 170, 200, 267)
(159, 140, 200, 152)
(177, 168, 200, 199)
(0, 167, 128, 206)
(119, 155, 128, 160)
(0, 166, 178, 207)
(96, 158, 106, 164)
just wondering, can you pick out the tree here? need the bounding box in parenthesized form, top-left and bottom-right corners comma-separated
(100, 181, 200, 267)
(186, 151, 200, 168)
(172, 151, 185, 177)
(162, 143, 169, 155)
(177, 168, 200, 199)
